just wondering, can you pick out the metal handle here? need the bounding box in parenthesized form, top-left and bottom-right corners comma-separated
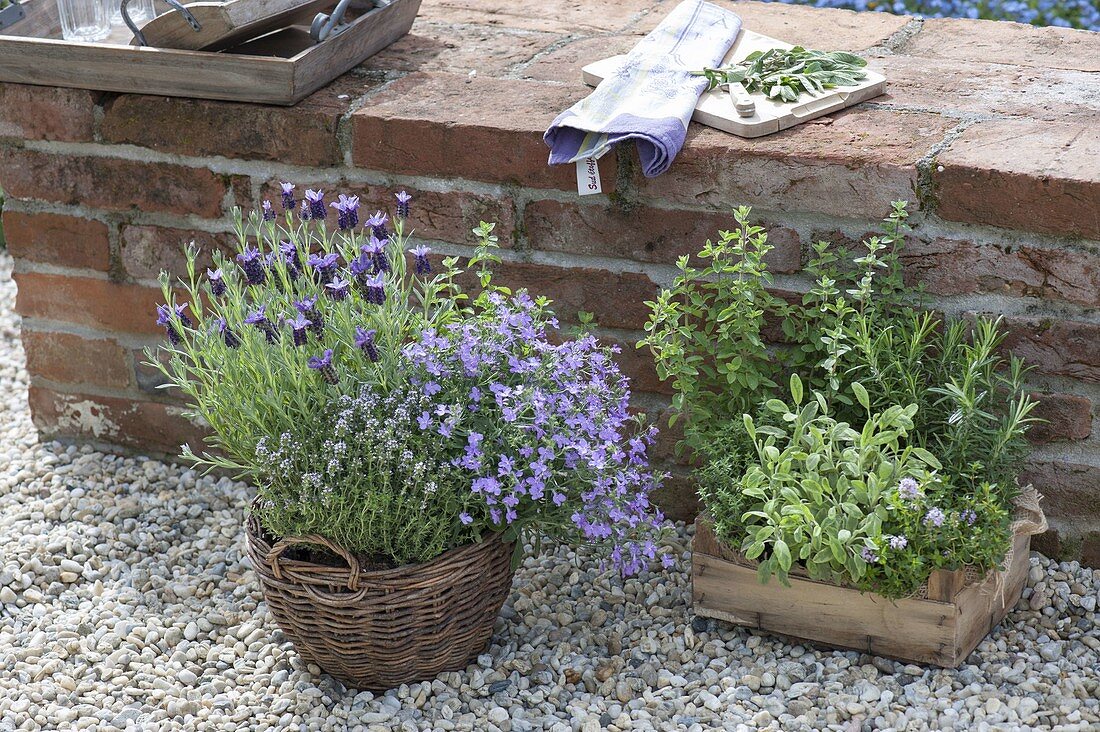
(126, 0, 202, 47)
(310, 0, 387, 43)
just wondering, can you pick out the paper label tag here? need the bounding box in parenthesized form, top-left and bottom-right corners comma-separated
(576, 157, 602, 196)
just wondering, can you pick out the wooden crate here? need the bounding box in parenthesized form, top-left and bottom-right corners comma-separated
(692, 516, 1030, 667)
(0, 0, 421, 105)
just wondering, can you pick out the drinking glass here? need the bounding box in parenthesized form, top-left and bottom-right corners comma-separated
(57, 0, 110, 41)
(104, 0, 156, 26)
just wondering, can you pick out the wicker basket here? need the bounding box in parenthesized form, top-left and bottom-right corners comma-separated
(246, 515, 516, 690)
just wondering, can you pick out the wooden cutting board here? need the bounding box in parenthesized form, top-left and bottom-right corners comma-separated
(135, 0, 330, 50)
(581, 30, 887, 139)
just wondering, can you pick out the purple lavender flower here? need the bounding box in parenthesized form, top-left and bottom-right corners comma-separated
(244, 305, 279, 344)
(237, 246, 267, 286)
(959, 508, 978, 526)
(362, 236, 389, 273)
(924, 507, 946, 528)
(299, 200, 311, 221)
(325, 277, 351, 301)
(156, 304, 186, 345)
(364, 272, 385, 305)
(861, 547, 879, 563)
(395, 190, 411, 219)
(307, 349, 338, 385)
(410, 244, 431, 275)
(288, 314, 311, 347)
(887, 534, 908, 550)
(898, 476, 921, 501)
(280, 182, 296, 212)
(294, 296, 325, 337)
(216, 317, 240, 349)
(331, 194, 360, 230)
(304, 189, 326, 220)
(261, 200, 276, 222)
(365, 211, 389, 240)
(207, 268, 227, 297)
(349, 253, 373, 292)
(307, 252, 339, 285)
(354, 327, 379, 362)
(278, 241, 301, 281)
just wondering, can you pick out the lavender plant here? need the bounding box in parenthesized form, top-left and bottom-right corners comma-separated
(150, 187, 671, 573)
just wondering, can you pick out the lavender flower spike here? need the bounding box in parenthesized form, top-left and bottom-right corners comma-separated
(339, 194, 360, 229)
(304, 189, 326, 220)
(366, 210, 389, 240)
(410, 244, 431, 275)
(236, 246, 267, 286)
(261, 200, 276, 222)
(244, 305, 279, 344)
(325, 277, 352, 301)
(307, 252, 339, 285)
(279, 182, 296, 212)
(307, 349, 338, 385)
(294, 295, 325, 337)
(395, 190, 411, 219)
(288, 314, 311, 347)
(354, 326, 380, 362)
(156, 304, 182, 345)
(365, 272, 386, 305)
(216, 317, 241, 349)
(362, 235, 390, 273)
(207, 268, 227, 297)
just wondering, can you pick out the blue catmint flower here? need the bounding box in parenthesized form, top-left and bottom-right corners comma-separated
(280, 182, 295, 212)
(304, 189, 326, 220)
(216, 317, 240, 349)
(307, 349, 338, 385)
(924, 507, 946, 528)
(288, 314, 311, 347)
(294, 296, 325, 337)
(207, 268, 227, 297)
(395, 190, 411, 219)
(237, 246, 266, 286)
(366, 211, 389, 240)
(261, 200, 275, 221)
(354, 327, 379, 362)
(410, 244, 431, 275)
(887, 534, 908, 550)
(244, 305, 279, 344)
(325, 277, 351, 301)
(365, 272, 385, 305)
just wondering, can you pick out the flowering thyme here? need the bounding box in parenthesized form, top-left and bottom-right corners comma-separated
(898, 476, 921, 501)
(887, 534, 908, 550)
(307, 349, 338, 384)
(924, 506, 946, 528)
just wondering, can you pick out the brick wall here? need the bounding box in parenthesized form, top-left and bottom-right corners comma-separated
(1, 0, 1097, 564)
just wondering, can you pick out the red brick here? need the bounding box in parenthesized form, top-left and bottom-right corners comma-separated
(1000, 317, 1100, 383)
(28, 385, 208, 455)
(902, 17, 1100, 72)
(121, 225, 233, 281)
(0, 84, 96, 142)
(902, 237, 1100, 308)
(0, 148, 228, 218)
(362, 20, 560, 76)
(523, 199, 801, 272)
(1018, 460, 1100, 521)
(21, 330, 132, 389)
(1028, 392, 1092, 444)
(259, 179, 516, 248)
(99, 75, 378, 167)
(14, 272, 166, 337)
(1, 211, 111, 272)
(420, 0, 654, 33)
(603, 333, 670, 396)
(638, 1, 910, 48)
(650, 470, 700, 523)
(869, 55, 1100, 123)
(351, 73, 607, 191)
(521, 35, 641, 82)
(935, 120, 1100, 239)
(637, 109, 952, 219)
(460, 260, 657, 331)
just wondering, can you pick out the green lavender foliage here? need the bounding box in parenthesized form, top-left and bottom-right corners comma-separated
(696, 47, 868, 103)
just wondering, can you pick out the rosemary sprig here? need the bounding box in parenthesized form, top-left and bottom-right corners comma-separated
(695, 47, 868, 103)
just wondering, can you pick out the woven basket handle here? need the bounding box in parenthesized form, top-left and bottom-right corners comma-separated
(267, 534, 361, 592)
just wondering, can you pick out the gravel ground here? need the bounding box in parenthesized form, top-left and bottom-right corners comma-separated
(0, 250, 1098, 732)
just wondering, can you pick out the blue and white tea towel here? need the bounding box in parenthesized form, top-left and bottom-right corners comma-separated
(544, 0, 742, 178)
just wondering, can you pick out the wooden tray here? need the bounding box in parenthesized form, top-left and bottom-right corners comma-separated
(0, 0, 420, 105)
(582, 30, 886, 138)
(692, 516, 1030, 667)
